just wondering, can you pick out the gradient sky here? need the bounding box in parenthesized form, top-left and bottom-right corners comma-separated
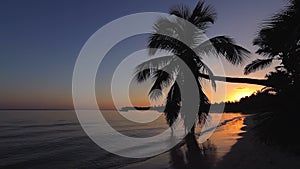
(0, 0, 287, 109)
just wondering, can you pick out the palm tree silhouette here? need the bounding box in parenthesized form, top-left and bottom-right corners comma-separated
(135, 0, 250, 134)
(242, 0, 300, 146)
(244, 0, 300, 88)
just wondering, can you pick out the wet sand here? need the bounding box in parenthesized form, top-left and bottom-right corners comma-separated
(120, 115, 300, 169)
(214, 116, 300, 169)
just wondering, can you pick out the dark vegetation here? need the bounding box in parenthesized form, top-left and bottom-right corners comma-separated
(134, 0, 300, 152)
(242, 0, 300, 151)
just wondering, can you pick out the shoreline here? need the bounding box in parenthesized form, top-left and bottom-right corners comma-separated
(214, 115, 300, 169)
(119, 115, 300, 169)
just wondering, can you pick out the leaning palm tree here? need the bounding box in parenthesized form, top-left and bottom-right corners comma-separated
(244, 0, 300, 85)
(135, 0, 250, 134)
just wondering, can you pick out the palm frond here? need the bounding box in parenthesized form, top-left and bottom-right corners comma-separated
(256, 48, 278, 58)
(189, 0, 216, 29)
(149, 79, 163, 100)
(149, 69, 175, 100)
(164, 82, 181, 126)
(135, 55, 175, 71)
(244, 59, 273, 75)
(153, 17, 184, 38)
(198, 60, 216, 90)
(134, 68, 156, 83)
(198, 111, 208, 125)
(199, 86, 209, 104)
(153, 69, 174, 88)
(153, 17, 202, 47)
(197, 88, 210, 124)
(195, 36, 250, 65)
(253, 29, 283, 58)
(253, 0, 300, 58)
(169, 4, 191, 20)
(148, 33, 187, 56)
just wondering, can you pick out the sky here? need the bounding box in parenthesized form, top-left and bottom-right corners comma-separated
(0, 0, 287, 109)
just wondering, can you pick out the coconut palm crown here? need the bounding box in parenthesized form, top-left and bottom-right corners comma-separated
(244, 0, 300, 81)
(135, 0, 250, 133)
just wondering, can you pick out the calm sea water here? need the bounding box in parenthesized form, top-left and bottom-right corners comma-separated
(0, 110, 245, 169)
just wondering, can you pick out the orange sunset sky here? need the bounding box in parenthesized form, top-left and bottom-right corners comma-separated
(0, 0, 285, 110)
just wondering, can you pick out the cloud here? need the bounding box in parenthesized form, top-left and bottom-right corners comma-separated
(235, 87, 247, 90)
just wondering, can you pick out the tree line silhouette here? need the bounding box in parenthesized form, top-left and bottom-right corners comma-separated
(135, 0, 300, 147)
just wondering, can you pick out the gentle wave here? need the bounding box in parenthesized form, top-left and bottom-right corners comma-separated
(0, 110, 245, 169)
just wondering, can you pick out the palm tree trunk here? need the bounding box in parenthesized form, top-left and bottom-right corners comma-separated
(198, 73, 274, 87)
(190, 124, 195, 134)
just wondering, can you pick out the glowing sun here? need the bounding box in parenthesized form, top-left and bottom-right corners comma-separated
(230, 87, 254, 102)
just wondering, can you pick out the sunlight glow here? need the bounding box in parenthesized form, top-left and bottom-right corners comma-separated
(228, 87, 254, 102)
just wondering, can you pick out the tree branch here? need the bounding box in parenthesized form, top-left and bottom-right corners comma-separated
(198, 73, 274, 87)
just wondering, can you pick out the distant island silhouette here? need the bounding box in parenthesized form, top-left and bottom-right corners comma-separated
(120, 106, 165, 112)
(120, 88, 277, 114)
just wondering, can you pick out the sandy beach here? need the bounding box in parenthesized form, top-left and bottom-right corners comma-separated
(120, 115, 300, 169)
(1, 111, 299, 169)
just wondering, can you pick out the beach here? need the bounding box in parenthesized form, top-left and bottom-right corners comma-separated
(214, 116, 300, 169)
(1, 110, 300, 169)
(120, 115, 300, 169)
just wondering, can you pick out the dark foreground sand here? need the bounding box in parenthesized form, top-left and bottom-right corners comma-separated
(120, 116, 300, 169)
(214, 117, 300, 169)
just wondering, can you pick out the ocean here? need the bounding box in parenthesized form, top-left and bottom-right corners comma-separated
(0, 110, 245, 169)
